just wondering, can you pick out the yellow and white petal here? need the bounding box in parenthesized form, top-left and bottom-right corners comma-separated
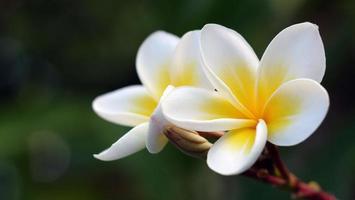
(257, 22, 326, 106)
(93, 122, 149, 161)
(136, 31, 179, 100)
(162, 86, 256, 132)
(92, 85, 157, 127)
(200, 24, 259, 117)
(170, 30, 213, 89)
(146, 86, 175, 154)
(262, 79, 329, 146)
(207, 120, 267, 175)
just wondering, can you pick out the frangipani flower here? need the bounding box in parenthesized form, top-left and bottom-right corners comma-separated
(162, 22, 329, 175)
(93, 30, 212, 160)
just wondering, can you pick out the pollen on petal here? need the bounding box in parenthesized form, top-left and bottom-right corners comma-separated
(226, 127, 256, 155)
(201, 94, 246, 119)
(131, 95, 158, 117)
(218, 64, 257, 115)
(172, 61, 198, 87)
(155, 63, 172, 98)
(262, 82, 303, 138)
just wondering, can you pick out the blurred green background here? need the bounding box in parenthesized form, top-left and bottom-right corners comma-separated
(0, 0, 354, 199)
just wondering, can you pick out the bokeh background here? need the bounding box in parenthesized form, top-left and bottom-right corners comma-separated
(0, 0, 354, 199)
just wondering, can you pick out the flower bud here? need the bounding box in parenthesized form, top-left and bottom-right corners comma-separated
(163, 126, 212, 159)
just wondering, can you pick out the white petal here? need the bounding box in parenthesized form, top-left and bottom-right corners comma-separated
(170, 30, 213, 89)
(207, 120, 267, 175)
(263, 79, 329, 146)
(92, 85, 157, 126)
(94, 122, 149, 161)
(136, 31, 179, 99)
(200, 24, 259, 118)
(162, 86, 256, 132)
(146, 86, 175, 153)
(257, 22, 326, 106)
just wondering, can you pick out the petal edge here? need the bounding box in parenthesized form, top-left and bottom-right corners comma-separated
(94, 122, 149, 161)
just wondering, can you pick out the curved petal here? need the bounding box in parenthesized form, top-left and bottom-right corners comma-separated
(200, 24, 259, 118)
(170, 30, 213, 89)
(207, 120, 267, 175)
(136, 31, 179, 99)
(92, 85, 157, 127)
(257, 22, 326, 107)
(146, 85, 175, 153)
(262, 79, 329, 146)
(94, 122, 149, 161)
(162, 86, 256, 132)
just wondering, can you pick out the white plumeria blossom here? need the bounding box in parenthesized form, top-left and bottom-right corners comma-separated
(93, 30, 212, 160)
(162, 22, 329, 175)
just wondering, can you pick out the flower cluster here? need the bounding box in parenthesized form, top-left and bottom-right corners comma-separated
(92, 22, 329, 175)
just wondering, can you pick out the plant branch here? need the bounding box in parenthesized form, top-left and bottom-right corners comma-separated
(242, 143, 337, 200)
(243, 169, 336, 200)
(267, 143, 292, 182)
(164, 128, 337, 200)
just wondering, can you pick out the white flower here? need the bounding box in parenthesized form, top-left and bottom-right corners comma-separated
(93, 30, 212, 160)
(162, 22, 329, 175)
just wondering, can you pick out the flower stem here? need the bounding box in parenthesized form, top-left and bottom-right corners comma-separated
(266, 143, 292, 181)
(243, 143, 337, 200)
(164, 128, 336, 199)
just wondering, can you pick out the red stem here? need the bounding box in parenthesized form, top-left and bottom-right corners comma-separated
(267, 143, 291, 181)
(243, 170, 336, 200)
(242, 144, 337, 200)
(165, 128, 337, 200)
